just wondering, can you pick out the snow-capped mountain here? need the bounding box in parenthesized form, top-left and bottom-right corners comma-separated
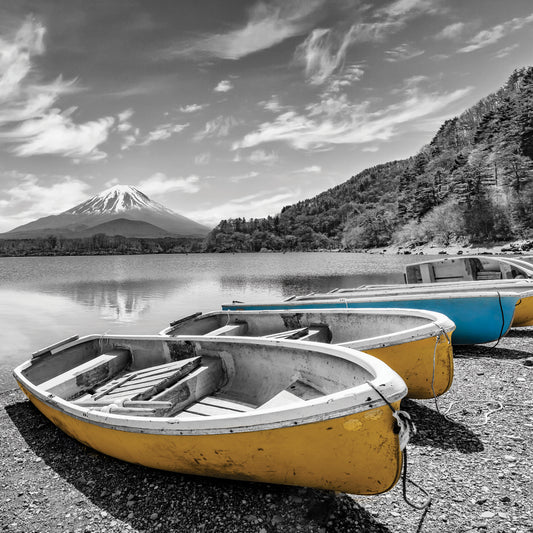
(65, 185, 176, 216)
(4, 185, 210, 238)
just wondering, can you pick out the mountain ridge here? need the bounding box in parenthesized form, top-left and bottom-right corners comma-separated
(3, 185, 210, 239)
(205, 66, 533, 252)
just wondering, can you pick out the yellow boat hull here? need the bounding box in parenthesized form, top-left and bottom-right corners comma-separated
(365, 333, 454, 399)
(21, 386, 403, 495)
(512, 294, 533, 326)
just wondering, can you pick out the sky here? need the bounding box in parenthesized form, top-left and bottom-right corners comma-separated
(1, 0, 533, 232)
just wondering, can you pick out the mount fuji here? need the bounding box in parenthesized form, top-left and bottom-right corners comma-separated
(3, 185, 210, 239)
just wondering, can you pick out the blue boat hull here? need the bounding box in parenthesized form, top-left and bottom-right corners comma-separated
(223, 294, 518, 345)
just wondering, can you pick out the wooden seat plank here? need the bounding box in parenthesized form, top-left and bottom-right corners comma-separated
(264, 327, 309, 340)
(200, 396, 254, 412)
(258, 389, 306, 409)
(39, 349, 131, 399)
(205, 323, 248, 336)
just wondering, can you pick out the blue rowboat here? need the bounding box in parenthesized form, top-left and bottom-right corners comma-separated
(223, 291, 519, 345)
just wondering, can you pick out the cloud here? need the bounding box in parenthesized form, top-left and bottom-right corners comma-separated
(194, 152, 211, 165)
(180, 103, 208, 113)
(435, 22, 467, 40)
(187, 189, 297, 226)
(295, 28, 358, 85)
(302, 165, 322, 173)
(259, 96, 284, 113)
(384, 43, 424, 62)
(378, 0, 444, 18)
(494, 44, 519, 59)
(0, 17, 116, 161)
(169, 0, 325, 60)
(0, 16, 46, 101)
(214, 80, 234, 93)
(1, 108, 115, 161)
(194, 115, 239, 141)
(0, 174, 91, 231)
(138, 172, 201, 195)
(247, 149, 279, 164)
(138, 122, 189, 146)
(458, 13, 533, 53)
(229, 171, 259, 183)
(295, 0, 442, 84)
(234, 84, 472, 150)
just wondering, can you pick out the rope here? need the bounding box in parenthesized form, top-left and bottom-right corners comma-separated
(442, 400, 503, 426)
(402, 448, 433, 511)
(481, 291, 505, 352)
(366, 382, 432, 511)
(431, 334, 440, 414)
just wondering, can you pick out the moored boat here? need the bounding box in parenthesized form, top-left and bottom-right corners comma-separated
(404, 255, 533, 284)
(13, 334, 408, 495)
(223, 291, 519, 345)
(160, 308, 455, 399)
(334, 280, 533, 328)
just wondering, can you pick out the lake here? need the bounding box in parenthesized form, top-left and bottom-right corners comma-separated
(0, 252, 433, 391)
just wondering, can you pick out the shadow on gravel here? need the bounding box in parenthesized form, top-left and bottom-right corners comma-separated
(402, 400, 484, 453)
(453, 344, 531, 360)
(6, 399, 394, 533)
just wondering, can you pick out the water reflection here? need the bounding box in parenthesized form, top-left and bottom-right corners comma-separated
(0, 253, 420, 391)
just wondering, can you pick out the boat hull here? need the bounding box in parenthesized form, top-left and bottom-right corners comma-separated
(224, 294, 518, 345)
(513, 295, 533, 326)
(19, 384, 402, 495)
(161, 309, 455, 399)
(363, 334, 453, 398)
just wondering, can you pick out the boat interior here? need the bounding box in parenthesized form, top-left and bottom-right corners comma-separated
(165, 310, 436, 346)
(405, 257, 531, 284)
(23, 336, 374, 419)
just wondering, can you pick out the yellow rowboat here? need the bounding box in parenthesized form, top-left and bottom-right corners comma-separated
(336, 280, 533, 328)
(160, 308, 456, 400)
(13, 334, 409, 495)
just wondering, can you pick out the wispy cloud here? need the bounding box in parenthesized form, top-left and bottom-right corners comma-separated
(194, 115, 239, 141)
(295, 0, 443, 84)
(229, 171, 259, 183)
(458, 13, 533, 53)
(293, 165, 322, 173)
(0, 174, 91, 231)
(1, 109, 115, 161)
(138, 122, 189, 146)
(194, 152, 211, 165)
(179, 103, 208, 113)
(168, 0, 325, 60)
(214, 80, 233, 93)
(187, 189, 297, 226)
(384, 43, 424, 62)
(138, 172, 201, 196)
(247, 149, 279, 164)
(494, 44, 520, 59)
(234, 83, 472, 150)
(295, 27, 357, 85)
(0, 16, 115, 161)
(435, 21, 468, 40)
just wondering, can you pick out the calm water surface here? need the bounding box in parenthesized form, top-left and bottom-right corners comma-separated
(0, 252, 435, 390)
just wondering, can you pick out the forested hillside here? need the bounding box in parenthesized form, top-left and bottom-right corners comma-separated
(206, 67, 533, 252)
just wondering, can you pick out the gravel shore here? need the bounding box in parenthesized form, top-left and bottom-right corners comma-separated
(1, 330, 532, 533)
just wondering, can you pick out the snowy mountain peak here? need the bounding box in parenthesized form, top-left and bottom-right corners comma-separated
(63, 185, 175, 216)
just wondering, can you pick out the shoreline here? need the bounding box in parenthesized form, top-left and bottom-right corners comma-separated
(2, 331, 532, 533)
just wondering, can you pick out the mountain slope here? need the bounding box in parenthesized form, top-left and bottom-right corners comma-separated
(5, 185, 210, 239)
(206, 66, 533, 252)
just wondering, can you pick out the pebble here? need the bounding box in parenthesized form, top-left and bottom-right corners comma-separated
(480, 511, 495, 519)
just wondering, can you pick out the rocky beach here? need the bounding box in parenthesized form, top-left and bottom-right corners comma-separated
(1, 329, 532, 533)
